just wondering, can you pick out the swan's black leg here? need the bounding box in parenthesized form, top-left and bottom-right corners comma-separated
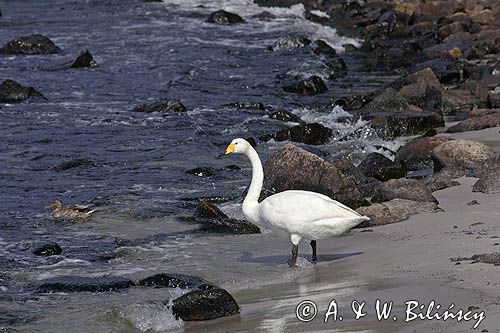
(310, 240, 317, 264)
(289, 244, 298, 267)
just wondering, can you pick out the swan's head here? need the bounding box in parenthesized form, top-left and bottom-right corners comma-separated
(225, 138, 250, 155)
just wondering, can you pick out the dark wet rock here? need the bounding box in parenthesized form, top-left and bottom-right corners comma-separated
(253, 0, 305, 7)
(137, 273, 209, 289)
(269, 109, 304, 124)
(472, 170, 500, 194)
(333, 160, 381, 198)
(262, 144, 368, 208)
(225, 101, 266, 110)
(360, 88, 410, 115)
(367, 111, 444, 139)
(0, 34, 62, 55)
(245, 137, 257, 147)
(197, 217, 261, 234)
(324, 57, 348, 76)
(171, 288, 239, 321)
(332, 160, 368, 187)
(432, 139, 497, 174)
(446, 113, 500, 133)
(314, 40, 336, 57)
(260, 122, 332, 145)
(267, 36, 311, 51)
(51, 158, 95, 172)
(0, 79, 45, 103)
(251, 11, 276, 21)
(32, 242, 62, 256)
(467, 199, 480, 206)
(186, 167, 213, 177)
(195, 200, 260, 234)
(356, 199, 441, 227)
(132, 100, 187, 113)
(371, 179, 437, 203)
(224, 164, 241, 170)
(357, 153, 406, 181)
(196, 200, 228, 220)
(35, 276, 135, 293)
(395, 136, 451, 174)
(283, 75, 327, 96)
(207, 10, 244, 25)
(71, 50, 97, 68)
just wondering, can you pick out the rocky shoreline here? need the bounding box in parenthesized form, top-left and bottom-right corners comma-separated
(0, 0, 499, 329)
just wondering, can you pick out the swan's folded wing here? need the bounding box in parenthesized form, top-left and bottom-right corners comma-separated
(260, 190, 363, 224)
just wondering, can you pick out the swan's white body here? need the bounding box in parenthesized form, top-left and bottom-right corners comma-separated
(226, 138, 369, 252)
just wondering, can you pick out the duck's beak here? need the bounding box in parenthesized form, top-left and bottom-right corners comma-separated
(225, 143, 236, 155)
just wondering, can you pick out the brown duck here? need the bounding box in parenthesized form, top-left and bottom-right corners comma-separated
(47, 200, 96, 220)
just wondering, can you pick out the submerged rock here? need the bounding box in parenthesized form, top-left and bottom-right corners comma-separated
(357, 153, 406, 181)
(186, 167, 213, 177)
(132, 100, 187, 113)
(71, 50, 97, 68)
(51, 158, 95, 172)
(32, 242, 62, 257)
(196, 200, 228, 220)
(371, 179, 437, 203)
(267, 36, 311, 51)
(283, 75, 327, 96)
(262, 144, 368, 208)
(356, 199, 441, 227)
(137, 273, 209, 289)
(207, 10, 244, 25)
(171, 288, 240, 321)
(251, 11, 276, 21)
(35, 276, 135, 292)
(0, 79, 45, 103)
(0, 34, 62, 55)
(260, 122, 332, 145)
(225, 101, 266, 110)
(313, 40, 337, 57)
(445, 113, 500, 133)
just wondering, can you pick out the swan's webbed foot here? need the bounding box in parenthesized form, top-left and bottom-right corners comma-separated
(289, 244, 298, 268)
(310, 240, 317, 264)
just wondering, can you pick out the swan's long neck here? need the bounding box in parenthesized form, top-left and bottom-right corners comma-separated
(242, 146, 263, 222)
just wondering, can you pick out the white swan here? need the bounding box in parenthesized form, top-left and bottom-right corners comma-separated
(225, 138, 369, 267)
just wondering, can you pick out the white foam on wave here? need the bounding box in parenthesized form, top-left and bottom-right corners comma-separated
(158, 1, 359, 51)
(118, 302, 184, 332)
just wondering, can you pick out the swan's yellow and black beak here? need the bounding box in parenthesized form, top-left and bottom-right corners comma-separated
(225, 143, 236, 155)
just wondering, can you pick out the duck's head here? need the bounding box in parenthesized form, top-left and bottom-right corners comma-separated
(225, 138, 251, 155)
(47, 199, 63, 209)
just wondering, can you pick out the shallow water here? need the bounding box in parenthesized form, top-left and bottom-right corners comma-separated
(1, 0, 405, 331)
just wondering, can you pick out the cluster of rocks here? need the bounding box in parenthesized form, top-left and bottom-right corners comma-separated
(0, 34, 97, 103)
(261, 135, 499, 227)
(32, 272, 240, 321)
